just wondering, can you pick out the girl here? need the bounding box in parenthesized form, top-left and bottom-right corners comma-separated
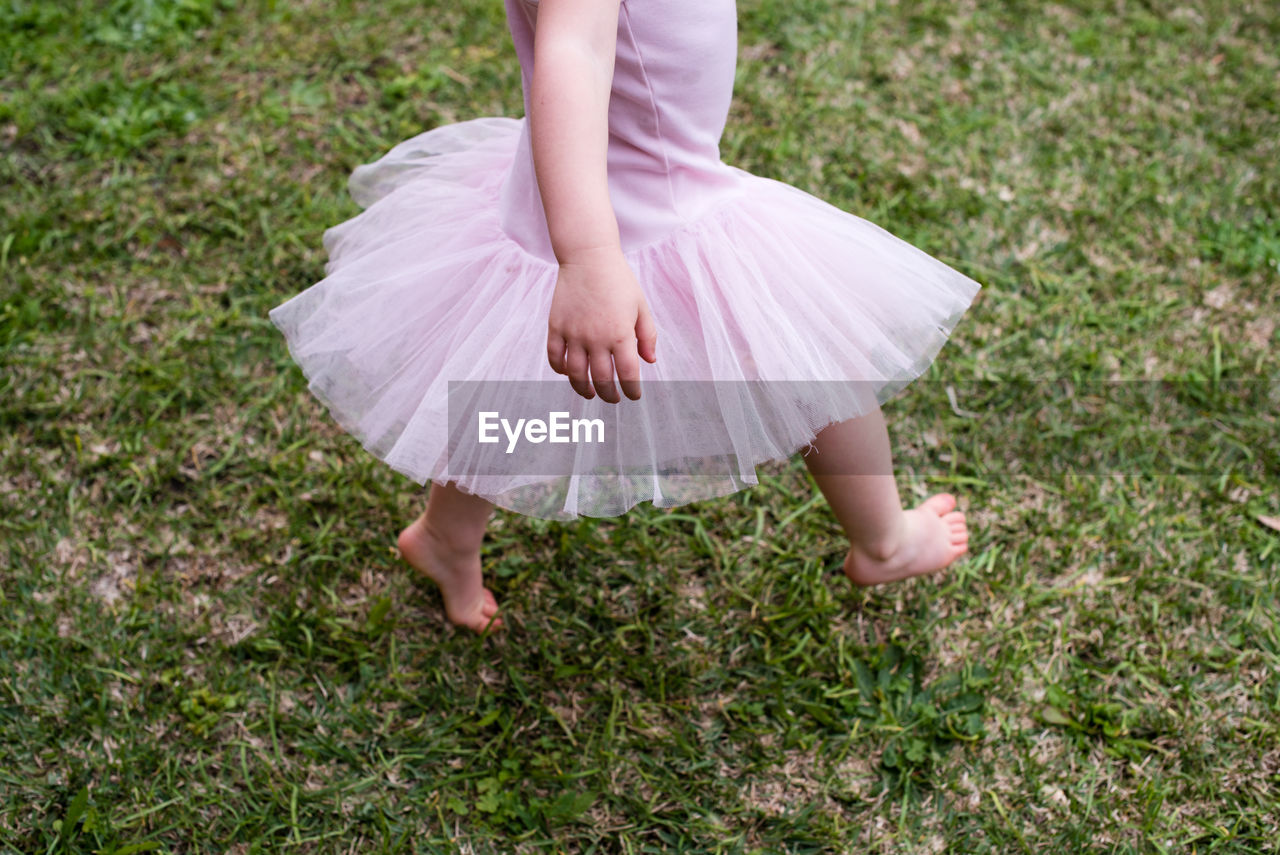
(270, 0, 979, 633)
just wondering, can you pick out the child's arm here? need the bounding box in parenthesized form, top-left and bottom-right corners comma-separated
(533, 0, 657, 403)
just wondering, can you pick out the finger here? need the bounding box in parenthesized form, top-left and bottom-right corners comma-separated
(635, 301, 658, 364)
(565, 344, 594, 399)
(546, 331, 567, 375)
(589, 348, 620, 404)
(613, 340, 642, 401)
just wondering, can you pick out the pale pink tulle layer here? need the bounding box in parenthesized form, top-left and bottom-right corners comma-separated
(269, 118, 981, 519)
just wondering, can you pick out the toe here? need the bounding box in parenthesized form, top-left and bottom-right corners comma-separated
(922, 493, 957, 515)
(478, 592, 503, 631)
(469, 610, 502, 633)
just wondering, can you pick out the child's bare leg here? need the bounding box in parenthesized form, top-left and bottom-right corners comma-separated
(803, 408, 968, 585)
(398, 481, 504, 632)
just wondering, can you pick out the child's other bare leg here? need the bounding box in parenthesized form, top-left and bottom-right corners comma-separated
(398, 481, 504, 632)
(803, 408, 968, 586)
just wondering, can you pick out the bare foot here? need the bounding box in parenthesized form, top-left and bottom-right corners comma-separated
(843, 493, 968, 586)
(397, 517, 504, 633)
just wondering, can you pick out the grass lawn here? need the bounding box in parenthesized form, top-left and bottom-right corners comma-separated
(2, 0, 1277, 851)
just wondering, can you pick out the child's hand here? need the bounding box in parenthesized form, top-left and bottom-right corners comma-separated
(546, 245, 658, 403)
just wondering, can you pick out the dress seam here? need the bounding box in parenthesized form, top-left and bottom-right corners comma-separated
(617, 4, 680, 222)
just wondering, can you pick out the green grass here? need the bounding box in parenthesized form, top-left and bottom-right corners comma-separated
(2, 0, 1278, 851)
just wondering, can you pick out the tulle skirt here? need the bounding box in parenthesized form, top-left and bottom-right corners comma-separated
(269, 117, 981, 519)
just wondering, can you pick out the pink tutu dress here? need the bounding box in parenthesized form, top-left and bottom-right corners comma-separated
(269, 0, 981, 519)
